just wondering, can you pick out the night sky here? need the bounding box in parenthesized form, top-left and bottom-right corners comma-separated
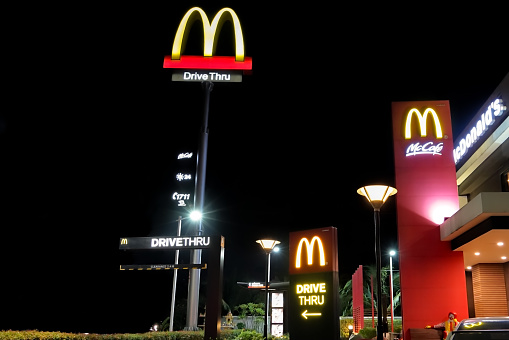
(2, 2, 508, 334)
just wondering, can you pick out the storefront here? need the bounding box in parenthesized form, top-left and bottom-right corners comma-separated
(391, 73, 508, 340)
(441, 73, 509, 317)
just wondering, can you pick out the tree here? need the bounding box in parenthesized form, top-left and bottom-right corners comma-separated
(339, 265, 401, 316)
(234, 302, 265, 332)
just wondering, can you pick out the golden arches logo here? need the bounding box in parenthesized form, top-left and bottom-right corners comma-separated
(120, 238, 128, 245)
(295, 236, 326, 268)
(404, 108, 443, 139)
(171, 7, 245, 62)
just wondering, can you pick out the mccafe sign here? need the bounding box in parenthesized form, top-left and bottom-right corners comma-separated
(403, 107, 444, 157)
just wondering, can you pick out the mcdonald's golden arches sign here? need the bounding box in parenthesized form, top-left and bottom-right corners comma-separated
(289, 227, 338, 275)
(163, 7, 252, 71)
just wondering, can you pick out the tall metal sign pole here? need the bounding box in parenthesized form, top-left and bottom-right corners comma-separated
(186, 81, 213, 330)
(169, 216, 182, 332)
(164, 6, 253, 330)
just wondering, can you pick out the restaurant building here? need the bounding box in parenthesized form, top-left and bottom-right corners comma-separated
(440, 72, 509, 317)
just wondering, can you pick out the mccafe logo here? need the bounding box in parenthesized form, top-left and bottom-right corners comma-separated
(404, 108, 444, 157)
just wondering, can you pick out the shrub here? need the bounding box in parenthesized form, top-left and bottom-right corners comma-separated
(232, 329, 263, 340)
(0, 330, 205, 340)
(359, 327, 376, 339)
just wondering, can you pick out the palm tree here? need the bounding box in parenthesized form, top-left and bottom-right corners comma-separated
(339, 265, 400, 317)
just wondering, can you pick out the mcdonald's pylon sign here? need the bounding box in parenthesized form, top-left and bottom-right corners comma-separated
(404, 108, 443, 139)
(163, 7, 252, 71)
(289, 227, 339, 340)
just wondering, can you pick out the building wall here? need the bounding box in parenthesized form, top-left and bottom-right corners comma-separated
(472, 263, 508, 316)
(457, 143, 509, 198)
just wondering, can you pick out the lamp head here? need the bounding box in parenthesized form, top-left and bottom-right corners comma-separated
(256, 239, 281, 254)
(190, 210, 202, 221)
(357, 185, 397, 210)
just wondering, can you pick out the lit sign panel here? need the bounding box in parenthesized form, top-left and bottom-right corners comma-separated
(453, 98, 507, 164)
(289, 227, 339, 340)
(295, 236, 326, 268)
(271, 292, 284, 337)
(172, 70, 243, 83)
(178, 152, 193, 159)
(119, 236, 211, 250)
(404, 108, 443, 139)
(172, 191, 191, 206)
(176, 173, 192, 181)
(403, 107, 444, 157)
(163, 7, 252, 73)
(392, 100, 468, 338)
(174, 152, 195, 208)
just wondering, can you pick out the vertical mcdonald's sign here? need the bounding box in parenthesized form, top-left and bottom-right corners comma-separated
(289, 227, 339, 340)
(392, 101, 468, 340)
(163, 7, 252, 82)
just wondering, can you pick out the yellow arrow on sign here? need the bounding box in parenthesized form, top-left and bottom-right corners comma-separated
(301, 310, 322, 319)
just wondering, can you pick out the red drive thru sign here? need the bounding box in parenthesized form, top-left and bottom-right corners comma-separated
(163, 7, 252, 82)
(289, 227, 339, 340)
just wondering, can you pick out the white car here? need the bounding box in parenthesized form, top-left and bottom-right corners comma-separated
(445, 317, 509, 340)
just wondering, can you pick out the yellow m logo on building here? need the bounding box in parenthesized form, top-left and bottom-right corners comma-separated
(171, 7, 245, 62)
(120, 238, 128, 245)
(404, 108, 443, 139)
(295, 236, 326, 268)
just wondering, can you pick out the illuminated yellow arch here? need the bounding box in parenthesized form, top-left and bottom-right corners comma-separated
(171, 7, 245, 61)
(295, 236, 326, 268)
(404, 108, 443, 139)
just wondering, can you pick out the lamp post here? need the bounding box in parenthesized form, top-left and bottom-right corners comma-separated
(256, 239, 281, 340)
(357, 185, 397, 340)
(389, 250, 396, 334)
(169, 212, 202, 332)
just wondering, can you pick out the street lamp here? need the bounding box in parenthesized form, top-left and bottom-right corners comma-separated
(389, 250, 396, 334)
(170, 213, 202, 331)
(256, 239, 281, 340)
(357, 185, 397, 340)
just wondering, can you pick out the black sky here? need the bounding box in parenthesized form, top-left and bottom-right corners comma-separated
(2, 2, 508, 334)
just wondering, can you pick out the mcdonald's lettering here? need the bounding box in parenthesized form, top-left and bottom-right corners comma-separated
(119, 236, 212, 249)
(453, 98, 507, 164)
(163, 7, 252, 71)
(151, 236, 210, 248)
(295, 236, 326, 269)
(404, 108, 443, 139)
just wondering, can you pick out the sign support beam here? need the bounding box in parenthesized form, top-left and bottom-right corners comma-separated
(186, 80, 213, 331)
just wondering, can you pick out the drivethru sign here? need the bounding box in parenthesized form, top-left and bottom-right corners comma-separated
(289, 227, 339, 340)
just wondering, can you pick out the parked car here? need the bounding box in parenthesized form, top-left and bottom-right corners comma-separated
(445, 317, 509, 340)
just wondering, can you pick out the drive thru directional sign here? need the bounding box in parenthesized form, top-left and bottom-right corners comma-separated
(289, 227, 339, 340)
(301, 310, 322, 319)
